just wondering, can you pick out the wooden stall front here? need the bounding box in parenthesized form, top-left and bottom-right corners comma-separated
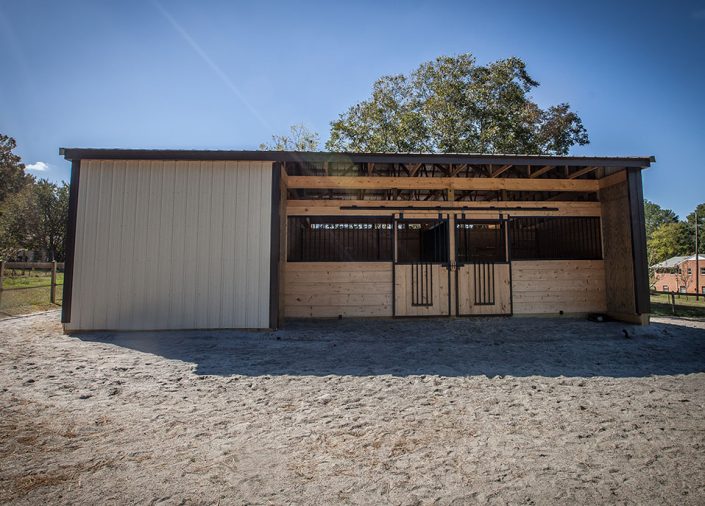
(279, 153, 652, 325)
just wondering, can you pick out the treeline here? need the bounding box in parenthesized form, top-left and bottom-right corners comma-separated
(0, 134, 68, 261)
(645, 200, 704, 265)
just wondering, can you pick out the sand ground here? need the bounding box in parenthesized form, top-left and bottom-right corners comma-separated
(1, 311, 704, 505)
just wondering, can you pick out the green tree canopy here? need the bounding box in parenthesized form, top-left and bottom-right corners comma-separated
(644, 199, 678, 239)
(0, 134, 33, 203)
(685, 202, 705, 255)
(260, 124, 320, 151)
(647, 222, 692, 264)
(326, 54, 589, 154)
(0, 179, 69, 261)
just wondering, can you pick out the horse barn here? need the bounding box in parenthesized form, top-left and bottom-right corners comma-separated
(59, 149, 653, 331)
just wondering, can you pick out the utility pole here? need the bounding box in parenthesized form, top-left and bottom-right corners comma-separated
(696, 210, 700, 301)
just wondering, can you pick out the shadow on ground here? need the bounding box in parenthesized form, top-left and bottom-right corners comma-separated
(74, 317, 705, 378)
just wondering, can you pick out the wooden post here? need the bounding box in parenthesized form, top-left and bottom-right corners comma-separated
(670, 292, 676, 315)
(50, 260, 57, 304)
(0, 260, 4, 308)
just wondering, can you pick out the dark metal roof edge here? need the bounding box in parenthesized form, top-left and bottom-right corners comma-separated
(59, 148, 654, 168)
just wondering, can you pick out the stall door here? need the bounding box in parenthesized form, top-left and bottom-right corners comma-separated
(394, 219, 451, 316)
(455, 219, 511, 316)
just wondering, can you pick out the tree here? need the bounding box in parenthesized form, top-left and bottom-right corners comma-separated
(685, 202, 705, 255)
(647, 222, 691, 264)
(0, 186, 38, 259)
(327, 54, 589, 154)
(644, 199, 678, 239)
(32, 180, 69, 261)
(0, 134, 33, 203)
(0, 179, 69, 261)
(260, 124, 320, 151)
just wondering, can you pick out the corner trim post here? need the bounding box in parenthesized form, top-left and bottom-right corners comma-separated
(62, 159, 81, 323)
(269, 162, 282, 329)
(626, 168, 650, 315)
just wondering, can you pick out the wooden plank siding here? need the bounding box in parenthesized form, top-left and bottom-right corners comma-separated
(67, 159, 273, 331)
(511, 260, 607, 314)
(599, 179, 636, 317)
(284, 262, 393, 318)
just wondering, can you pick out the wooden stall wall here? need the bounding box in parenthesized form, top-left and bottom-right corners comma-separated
(599, 176, 637, 319)
(284, 262, 393, 317)
(511, 260, 607, 314)
(67, 159, 273, 331)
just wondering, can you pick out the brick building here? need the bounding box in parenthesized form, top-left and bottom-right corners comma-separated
(652, 255, 705, 294)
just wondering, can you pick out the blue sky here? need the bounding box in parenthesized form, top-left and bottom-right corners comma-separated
(1, 0, 703, 218)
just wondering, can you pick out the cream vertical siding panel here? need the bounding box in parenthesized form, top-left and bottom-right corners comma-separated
(208, 162, 226, 327)
(220, 162, 237, 327)
(258, 167, 272, 326)
(157, 163, 175, 325)
(117, 161, 138, 325)
(195, 162, 211, 329)
(169, 161, 189, 326)
(234, 166, 250, 325)
(183, 162, 200, 328)
(66, 159, 273, 330)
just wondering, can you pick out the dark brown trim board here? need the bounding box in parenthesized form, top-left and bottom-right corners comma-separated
(61, 160, 81, 323)
(269, 162, 282, 329)
(627, 168, 650, 314)
(59, 148, 654, 169)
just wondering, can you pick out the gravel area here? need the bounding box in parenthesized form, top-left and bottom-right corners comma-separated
(1, 311, 704, 505)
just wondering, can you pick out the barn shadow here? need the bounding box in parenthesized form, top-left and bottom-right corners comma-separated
(73, 316, 705, 378)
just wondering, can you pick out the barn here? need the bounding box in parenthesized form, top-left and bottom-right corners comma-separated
(59, 149, 653, 331)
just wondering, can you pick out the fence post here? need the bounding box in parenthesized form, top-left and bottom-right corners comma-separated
(670, 292, 676, 315)
(50, 260, 57, 304)
(0, 260, 4, 308)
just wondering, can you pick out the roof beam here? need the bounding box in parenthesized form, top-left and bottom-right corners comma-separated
(490, 164, 512, 178)
(287, 175, 599, 193)
(529, 165, 554, 178)
(568, 166, 599, 179)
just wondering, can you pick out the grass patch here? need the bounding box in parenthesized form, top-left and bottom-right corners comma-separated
(1, 271, 63, 317)
(2, 271, 64, 289)
(650, 293, 705, 318)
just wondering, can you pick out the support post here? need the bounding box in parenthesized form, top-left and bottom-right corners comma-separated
(626, 168, 650, 315)
(0, 260, 4, 309)
(62, 159, 81, 324)
(50, 260, 57, 304)
(696, 211, 700, 301)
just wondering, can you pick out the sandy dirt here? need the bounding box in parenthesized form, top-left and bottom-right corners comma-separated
(1, 311, 704, 505)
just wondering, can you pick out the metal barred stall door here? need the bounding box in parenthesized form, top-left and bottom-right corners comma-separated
(393, 218, 451, 316)
(454, 218, 512, 316)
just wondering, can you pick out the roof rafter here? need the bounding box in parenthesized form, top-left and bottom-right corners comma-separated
(568, 166, 599, 179)
(529, 165, 555, 178)
(490, 164, 513, 177)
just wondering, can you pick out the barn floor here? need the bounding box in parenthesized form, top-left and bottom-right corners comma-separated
(1, 312, 704, 505)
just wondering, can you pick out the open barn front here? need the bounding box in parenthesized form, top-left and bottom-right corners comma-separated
(279, 152, 652, 325)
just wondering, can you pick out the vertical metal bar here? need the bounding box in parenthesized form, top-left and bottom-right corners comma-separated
(50, 260, 57, 304)
(429, 262, 433, 306)
(0, 260, 4, 309)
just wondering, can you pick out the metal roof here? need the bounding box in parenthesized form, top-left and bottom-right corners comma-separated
(652, 255, 705, 269)
(59, 148, 654, 168)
